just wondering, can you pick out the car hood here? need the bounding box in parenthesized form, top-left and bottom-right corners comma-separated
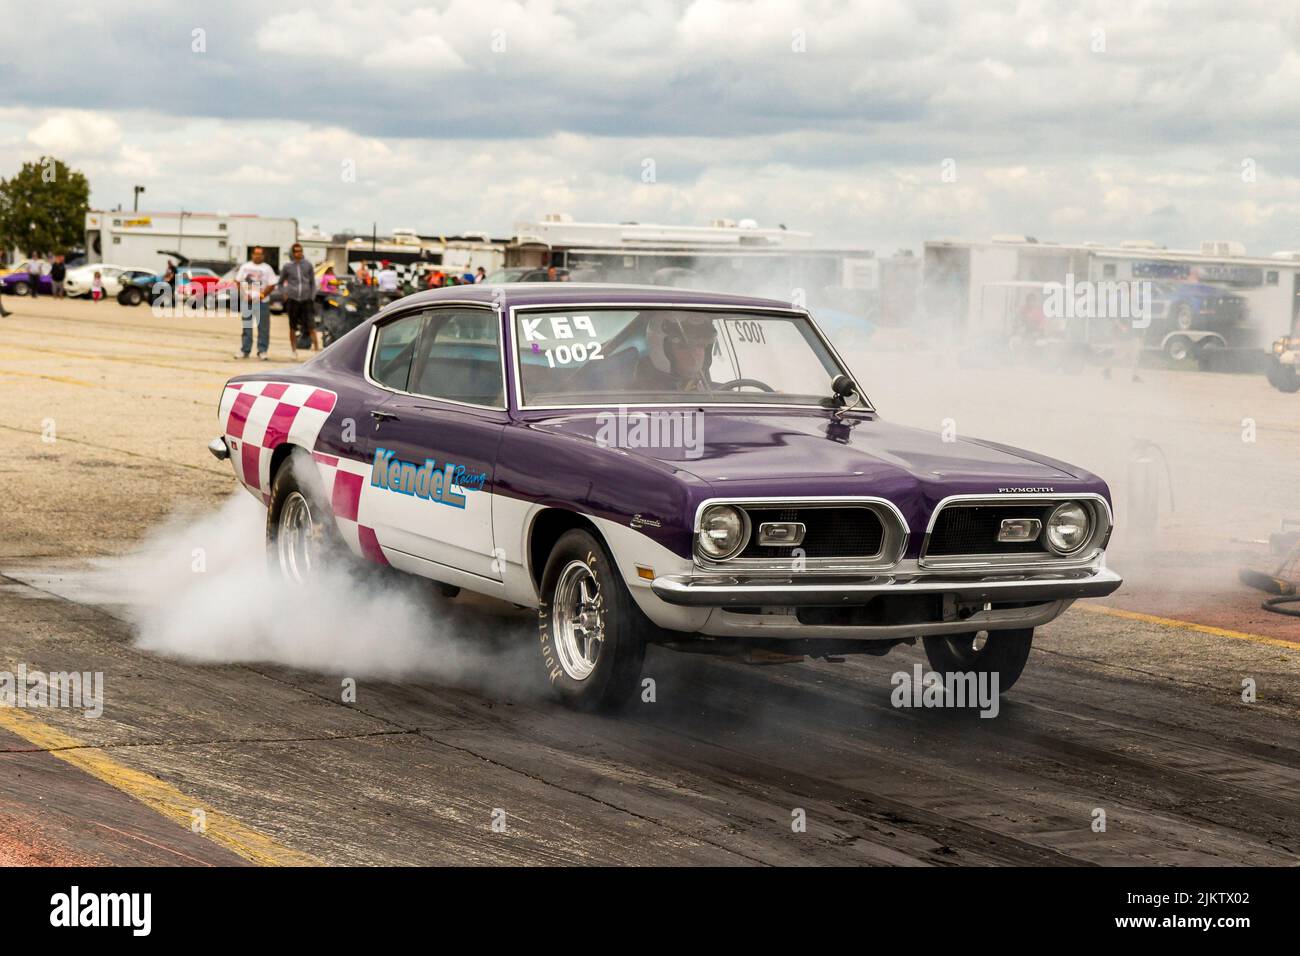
(525, 407, 1101, 518)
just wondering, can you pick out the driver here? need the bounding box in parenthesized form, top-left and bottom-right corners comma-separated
(634, 312, 719, 392)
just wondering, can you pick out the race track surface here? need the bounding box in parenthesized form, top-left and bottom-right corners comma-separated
(0, 298, 1297, 865)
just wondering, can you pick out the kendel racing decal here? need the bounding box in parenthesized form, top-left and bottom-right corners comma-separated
(370, 447, 487, 509)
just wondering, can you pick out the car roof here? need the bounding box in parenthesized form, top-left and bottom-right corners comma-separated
(390, 282, 799, 312)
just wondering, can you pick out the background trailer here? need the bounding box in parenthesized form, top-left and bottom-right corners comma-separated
(923, 236, 1300, 364)
(84, 211, 299, 273)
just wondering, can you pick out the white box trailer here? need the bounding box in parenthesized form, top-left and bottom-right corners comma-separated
(85, 211, 299, 273)
(924, 236, 1300, 363)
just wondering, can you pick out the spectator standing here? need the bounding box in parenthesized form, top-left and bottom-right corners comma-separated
(50, 256, 67, 298)
(279, 242, 319, 358)
(27, 256, 46, 297)
(233, 246, 277, 360)
(377, 261, 400, 303)
(475, 266, 487, 283)
(91, 272, 104, 302)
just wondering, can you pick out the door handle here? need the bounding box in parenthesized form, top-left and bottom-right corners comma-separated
(370, 409, 399, 422)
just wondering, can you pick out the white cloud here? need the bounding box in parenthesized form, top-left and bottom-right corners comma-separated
(1, 0, 1299, 256)
(28, 112, 123, 156)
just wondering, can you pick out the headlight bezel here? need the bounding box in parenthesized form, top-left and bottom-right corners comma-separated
(1044, 501, 1092, 556)
(696, 504, 751, 561)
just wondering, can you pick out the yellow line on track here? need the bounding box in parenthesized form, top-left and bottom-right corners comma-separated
(1080, 603, 1300, 652)
(0, 707, 320, 866)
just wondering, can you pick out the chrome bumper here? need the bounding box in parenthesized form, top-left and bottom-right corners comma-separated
(208, 436, 230, 461)
(651, 567, 1123, 607)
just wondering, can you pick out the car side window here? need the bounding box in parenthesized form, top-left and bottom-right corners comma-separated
(371, 312, 427, 392)
(407, 308, 504, 407)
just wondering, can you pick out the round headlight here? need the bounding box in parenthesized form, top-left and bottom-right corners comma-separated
(1046, 502, 1091, 555)
(698, 505, 748, 560)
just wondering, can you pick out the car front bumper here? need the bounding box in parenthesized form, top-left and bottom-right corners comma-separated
(651, 567, 1122, 607)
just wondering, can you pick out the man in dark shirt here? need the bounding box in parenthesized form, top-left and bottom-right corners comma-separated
(50, 256, 67, 298)
(279, 243, 319, 357)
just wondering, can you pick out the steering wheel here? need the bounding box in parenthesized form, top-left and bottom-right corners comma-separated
(716, 377, 776, 393)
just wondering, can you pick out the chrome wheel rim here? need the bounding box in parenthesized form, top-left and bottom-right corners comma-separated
(552, 560, 604, 681)
(277, 491, 316, 583)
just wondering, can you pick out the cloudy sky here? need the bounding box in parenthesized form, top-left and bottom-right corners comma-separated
(2, 0, 1298, 254)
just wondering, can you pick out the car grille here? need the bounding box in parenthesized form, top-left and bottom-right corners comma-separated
(737, 506, 885, 559)
(927, 504, 1052, 556)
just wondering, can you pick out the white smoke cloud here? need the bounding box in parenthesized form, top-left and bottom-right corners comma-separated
(100, 490, 536, 691)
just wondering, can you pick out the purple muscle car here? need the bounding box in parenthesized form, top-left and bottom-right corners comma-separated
(1, 262, 54, 296)
(210, 284, 1121, 710)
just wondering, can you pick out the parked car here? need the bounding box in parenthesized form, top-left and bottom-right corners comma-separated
(64, 264, 152, 298)
(485, 266, 570, 283)
(1146, 281, 1249, 362)
(0, 262, 53, 296)
(118, 265, 222, 305)
(209, 284, 1121, 710)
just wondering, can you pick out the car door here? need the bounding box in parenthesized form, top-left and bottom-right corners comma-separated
(363, 305, 507, 581)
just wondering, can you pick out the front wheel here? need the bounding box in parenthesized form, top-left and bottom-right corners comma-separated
(10, 281, 30, 297)
(537, 528, 648, 710)
(922, 628, 1034, 694)
(1267, 362, 1300, 393)
(1164, 334, 1192, 362)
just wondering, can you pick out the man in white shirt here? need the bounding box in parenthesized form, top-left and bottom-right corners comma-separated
(376, 261, 400, 304)
(234, 246, 278, 360)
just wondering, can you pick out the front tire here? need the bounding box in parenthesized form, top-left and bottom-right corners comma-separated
(923, 628, 1034, 694)
(10, 281, 30, 297)
(537, 528, 648, 711)
(1165, 334, 1192, 362)
(1267, 362, 1300, 393)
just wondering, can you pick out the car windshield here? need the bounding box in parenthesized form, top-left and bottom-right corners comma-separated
(514, 307, 851, 407)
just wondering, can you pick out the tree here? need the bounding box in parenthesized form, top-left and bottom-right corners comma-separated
(0, 156, 91, 256)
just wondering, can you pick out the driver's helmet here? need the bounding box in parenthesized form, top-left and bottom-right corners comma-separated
(646, 312, 717, 376)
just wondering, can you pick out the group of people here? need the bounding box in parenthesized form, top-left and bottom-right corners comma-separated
(232, 243, 318, 360)
(0, 254, 73, 316)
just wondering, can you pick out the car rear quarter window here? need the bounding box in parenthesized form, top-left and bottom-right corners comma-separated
(408, 309, 504, 407)
(370, 312, 426, 392)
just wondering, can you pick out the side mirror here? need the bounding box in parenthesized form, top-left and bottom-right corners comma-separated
(831, 374, 861, 420)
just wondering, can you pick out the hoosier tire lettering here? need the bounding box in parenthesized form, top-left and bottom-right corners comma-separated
(535, 528, 650, 710)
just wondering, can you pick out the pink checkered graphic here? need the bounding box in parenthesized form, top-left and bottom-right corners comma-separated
(217, 380, 388, 566)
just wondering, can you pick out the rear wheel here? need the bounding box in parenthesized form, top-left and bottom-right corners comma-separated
(266, 451, 348, 583)
(1195, 338, 1223, 371)
(923, 628, 1034, 694)
(10, 281, 30, 297)
(537, 528, 648, 710)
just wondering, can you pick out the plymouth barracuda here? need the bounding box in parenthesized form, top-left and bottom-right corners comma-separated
(209, 284, 1122, 710)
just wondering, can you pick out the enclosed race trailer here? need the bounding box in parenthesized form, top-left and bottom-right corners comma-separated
(85, 211, 298, 273)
